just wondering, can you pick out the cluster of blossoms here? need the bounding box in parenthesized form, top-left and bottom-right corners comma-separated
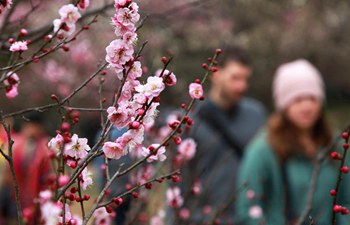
(3, 72, 19, 99)
(106, 0, 139, 75)
(35, 190, 83, 225)
(9, 40, 28, 52)
(0, 0, 12, 14)
(103, 1, 179, 164)
(53, 3, 87, 38)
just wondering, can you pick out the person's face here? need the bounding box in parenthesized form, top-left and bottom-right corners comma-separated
(285, 96, 322, 131)
(213, 61, 251, 104)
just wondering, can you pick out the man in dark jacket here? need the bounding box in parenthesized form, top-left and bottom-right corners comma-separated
(179, 47, 267, 224)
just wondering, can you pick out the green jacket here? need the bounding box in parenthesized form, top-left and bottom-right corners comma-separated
(235, 131, 350, 225)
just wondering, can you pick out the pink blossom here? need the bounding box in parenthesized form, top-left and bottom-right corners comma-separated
(115, 6, 139, 27)
(177, 138, 197, 161)
(93, 207, 111, 225)
(112, 20, 135, 38)
(48, 134, 64, 156)
(123, 31, 138, 44)
(80, 168, 93, 190)
(64, 134, 90, 159)
(156, 69, 177, 86)
(59, 4, 81, 25)
(105, 39, 134, 68)
(103, 141, 127, 159)
(128, 61, 142, 79)
(117, 125, 144, 152)
(38, 190, 53, 203)
(70, 40, 94, 65)
(58, 203, 82, 225)
(0, 0, 12, 10)
(9, 41, 28, 52)
(135, 76, 165, 98)
(131, 164, 155, 185)
(4, 72, 19, 99)
(249, 205, 263, 219)
(132, 93, 147, 105)
(150, 210, 165, 225)
(77, 0, 90, 11)
(58, 175, 70, 187)
(189, 83, 204, 99)
(40, 202, 61, 225)
(114, 0, 128, 8)
(53, 19, 76, 37)
(106, 105, 131, 129)
(191, 180, 202, 195)
(142, 144, 166, 163)
(44, 60, 66, 82)
(246, 189, 255, 200)
(5, 85, 18, 99)
(166, 187, 183, 208)
(143, 102, 159, 130)
(178, 208, 190, 220)
(118, 81, 134, 103)
(158, 126, 172, 141)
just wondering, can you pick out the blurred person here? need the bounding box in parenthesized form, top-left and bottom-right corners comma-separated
(1, 112, 51, 225)
(0, 117, 14, 223)
(179, 47, 267, 224)
(235, 60, 350, 224)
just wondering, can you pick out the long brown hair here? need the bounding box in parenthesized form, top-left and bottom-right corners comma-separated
(268, 111, 332, 162)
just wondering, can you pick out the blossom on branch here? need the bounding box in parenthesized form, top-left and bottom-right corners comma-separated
(141, 144, 167, 163)
(9, 41, 28, 52)
(177, 138, 197, 161)
(48, 134, 64, 156)
(105, 39, 134, 71)
(80, 168, 93, 190)
(0, 0, 13, 14)
(166, 187, 184, 208)
(59, 4, 81, 25)
(135, 76, 165, 98)
(103, 141, 127, 159)
(189, 83, 204, 99)
(3, 72, 19, 99)
(64, 134, 90, 159)
(77, 0, 90, 11)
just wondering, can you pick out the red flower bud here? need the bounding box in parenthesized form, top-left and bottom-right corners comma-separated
(334, 204, 343, 213)
(132, 191, 139, 199)
(202, 63, 208, 69)
(330, 152, 341, 160)
(330, 189, 337, 196)
(172, 175, 181, 183)
(161, 56, 167, 64)
(343, 143, 349, 150)
(113, 197, 123, 206)
(216, 48, 222, 54)
(342, 132, 349, 140)
(145, 183, 152, 190)
(341, 166, 349, 174)
(84, 194, 90, 201)
(105, 206, 113, 214)
(341, 207, 349, 215)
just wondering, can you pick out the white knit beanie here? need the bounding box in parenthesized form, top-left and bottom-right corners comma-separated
(273, 59, 325, 111)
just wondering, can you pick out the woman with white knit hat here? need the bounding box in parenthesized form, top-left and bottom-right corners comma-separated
(235, 59, 350, 225)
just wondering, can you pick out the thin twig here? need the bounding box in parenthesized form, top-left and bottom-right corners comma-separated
(2, 62, 108, 119)
(83, 169, 180, 224)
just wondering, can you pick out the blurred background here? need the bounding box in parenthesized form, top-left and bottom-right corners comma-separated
(1, 0, 350, 134)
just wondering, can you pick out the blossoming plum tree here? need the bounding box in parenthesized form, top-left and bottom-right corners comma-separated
(0, 1, 218, 225)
